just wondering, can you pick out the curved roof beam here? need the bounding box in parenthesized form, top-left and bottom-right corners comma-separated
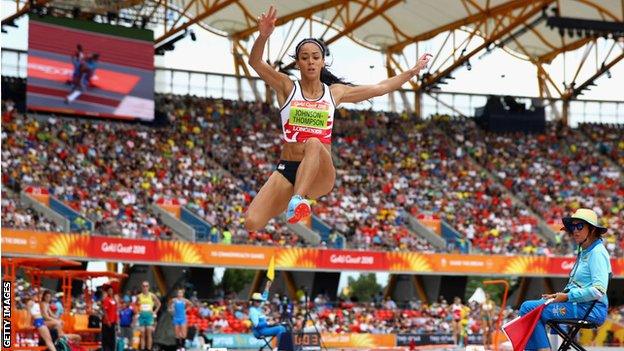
(155, 0, 238, 44)
(275, 0, 402, 72)
(231, 0, 346, 39)
(386, 0, 550, 53)
(538, 37, 593, 63)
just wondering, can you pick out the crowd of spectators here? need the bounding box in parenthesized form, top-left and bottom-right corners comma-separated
(155, 95, 553, 255)
(581, 122, 624, 168)
(155, 94, 437, 252)
(328, 110, 548, 255)
(2, 98, 297, 246)
(1, 189, 63, 232)
(438, 116, 623, 257)
(2, 108, 174, 239)
(3, 94, 622, 256)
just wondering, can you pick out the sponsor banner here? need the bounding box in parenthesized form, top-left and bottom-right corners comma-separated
(548, 257, 578, 275)
(205, 334, 269, 349)
(613, 258, 624, 277)
(0, 229, 88, 258)
(2, 230, 623, 277)
(200, 244, 275, 267)
(90, 236, 157, 261)
(431, 253, 499, 273)
(318, 250, 387, 270)
(320, 333, 396, 348)
(1, 229, 48, 254)
(396, 334, 483, 346)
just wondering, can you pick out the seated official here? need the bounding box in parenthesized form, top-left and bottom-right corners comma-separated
(249, 280, 286, 341)
(519, 208, 611, 351)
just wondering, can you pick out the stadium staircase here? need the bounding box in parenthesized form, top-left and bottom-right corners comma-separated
(399, 209, 447, 251)
(49, 196, 94, 233)
(18, 189, 70, 232)
(150, 203, 196, 241)
(310, 216, 346, 248)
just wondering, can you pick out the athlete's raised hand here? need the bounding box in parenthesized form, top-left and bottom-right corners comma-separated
(413, 53, 432, 74)
(258, 5, 277, 38)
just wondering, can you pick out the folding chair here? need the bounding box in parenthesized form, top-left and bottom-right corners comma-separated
(546, 300, 598, 351)
(254, 333, 275, 351)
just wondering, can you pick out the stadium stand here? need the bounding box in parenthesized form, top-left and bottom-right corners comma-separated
(438, 117, 624, 257)
(2, 86, 622, 255)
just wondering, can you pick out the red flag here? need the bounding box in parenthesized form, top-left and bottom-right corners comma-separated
(503, 300, 551, 351)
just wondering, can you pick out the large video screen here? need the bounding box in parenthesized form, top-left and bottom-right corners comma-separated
(27, 16, 154, 120)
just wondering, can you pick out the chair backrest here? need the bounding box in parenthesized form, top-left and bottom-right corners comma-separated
(16, 309, 31, 329)
(61, 314, 74, 333)
(580, 272, 612, 321)
(73, 314, 89, 330)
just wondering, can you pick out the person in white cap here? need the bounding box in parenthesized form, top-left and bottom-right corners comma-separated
(517, 208, 611, 351)
(249, 280, 286, 344)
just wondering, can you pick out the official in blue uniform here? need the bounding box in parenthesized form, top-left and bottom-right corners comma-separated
(519, 208, 611, 351)
(249, 280, 286, 342)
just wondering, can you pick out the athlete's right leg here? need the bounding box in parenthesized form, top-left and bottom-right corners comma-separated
(245, 172, 294, 231)
(147, 325, 154, 350)
(37, 326, 57, 351)
(139, 326, 146, 350)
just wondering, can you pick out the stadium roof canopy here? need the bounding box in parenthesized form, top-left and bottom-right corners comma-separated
(18, 0, 622, 60)
(3, 0, 623, 108)
(160, 0, 623, 62)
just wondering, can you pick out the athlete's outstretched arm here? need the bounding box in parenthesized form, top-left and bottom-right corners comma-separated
(248, 5, 292, 97)
(333, 53, 431, 104)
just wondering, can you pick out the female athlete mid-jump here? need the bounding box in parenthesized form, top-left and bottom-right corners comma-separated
(245, 5, 431, 231)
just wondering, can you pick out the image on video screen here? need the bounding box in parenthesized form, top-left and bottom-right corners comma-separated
(26, 16, 155, 121)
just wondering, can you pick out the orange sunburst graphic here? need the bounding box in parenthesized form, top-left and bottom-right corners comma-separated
(158, 241, 203, 264)
(348, 334, 376, 347)
(613, 258, 624, 277)
(276, 248, 318, 268)
(503, 256, 548, 274)
(45, 234, 89, 257)
(387, 252, 432, 272)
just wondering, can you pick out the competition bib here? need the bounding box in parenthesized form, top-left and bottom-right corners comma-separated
(289, 100, 330, 129)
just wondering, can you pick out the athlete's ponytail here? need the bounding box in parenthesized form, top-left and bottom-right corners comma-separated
(294, 38, 353, 86)
(320, 66, 352, 86)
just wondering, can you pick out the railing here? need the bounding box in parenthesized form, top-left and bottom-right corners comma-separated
(2, 48, 622, 126)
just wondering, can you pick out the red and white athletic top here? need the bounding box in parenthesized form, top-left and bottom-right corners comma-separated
(280, 81, 336, 144)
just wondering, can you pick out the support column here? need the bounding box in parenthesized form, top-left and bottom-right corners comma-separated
(562, 99, 570, 126)
(514, 277, 530, 309)
(151, 266, 167, 296)
(414, 90, 423, 118)
(265, 82, 274, 105)
(106, 262, 116, 273)
(412, 275, 429, 304)
(281, 271, 297, 300)
(543, 277, 555, 295)
(383, 274, 398, 299)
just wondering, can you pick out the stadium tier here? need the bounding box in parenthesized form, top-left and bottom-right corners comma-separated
(3, 94, 623, 258)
